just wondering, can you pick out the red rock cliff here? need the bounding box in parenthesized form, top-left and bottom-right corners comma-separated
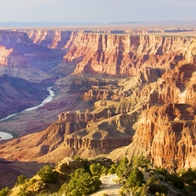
(0, 30, 196, 171)
(109, 38, 196, 170)
(20, 29, 71, 49)
(0, 30, 63, 82)
(62, 31, 193, 76)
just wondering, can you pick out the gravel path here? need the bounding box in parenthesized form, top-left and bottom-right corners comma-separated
(90, 174, 122, 196)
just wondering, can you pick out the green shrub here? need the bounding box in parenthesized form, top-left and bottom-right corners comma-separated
(156, 168, 184, 190)
(108, 164, 117, 174)
(116, 157, 131, 178)
(120, 184, 149, 196)
(126, 168, 144, 188)
(15, 174, 28, 186)
(149, 183, 168, 195)
(180, 168, 196, 194)
(0, 187, 9, 196)
(64, 168, 101, 196)
(147, 176, 168, 195)
(132, 155, 150, 170)
(90, 162, 108, 177)
(37, 165, 58, 183)
(58, 183, 69, 195)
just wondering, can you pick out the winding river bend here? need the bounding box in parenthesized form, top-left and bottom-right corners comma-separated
(0, 87, 55, 141)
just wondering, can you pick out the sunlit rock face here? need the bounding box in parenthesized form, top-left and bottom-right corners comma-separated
(21, 29, 71, 49)
(0, 29, 196, 172)
(108, 38, 196, 170)
(62, 31, 193, 76)
(0, 30, 64, 82)
(130, 103, 196, 170)
(18, 29, 195, 78)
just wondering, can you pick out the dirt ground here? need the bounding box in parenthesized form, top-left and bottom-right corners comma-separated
(90, 174, 122, 196)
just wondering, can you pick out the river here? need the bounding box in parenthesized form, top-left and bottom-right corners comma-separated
(0, 87, 55, 141)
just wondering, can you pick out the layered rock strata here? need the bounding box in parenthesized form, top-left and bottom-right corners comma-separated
(20, 29, 71, 49)
(109, 39, 196, 170)
(62, 31, 193, 76)
(0, 30, 196, 172)
(0, 30, 63, 82)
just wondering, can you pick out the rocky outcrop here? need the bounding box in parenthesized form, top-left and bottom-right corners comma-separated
(0, 46, 13, 66)
(62, 31, 193, 76)
(108, 39, 196, 170)
(56, 157, 83, 176)
(124, 104, 196, 170)
(0, 30, 64, 82)
(0, 104, 138, 161)
(20, 29, 71, 49)
(15, 29, 195, 79)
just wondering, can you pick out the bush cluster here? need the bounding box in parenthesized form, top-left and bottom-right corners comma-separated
(0, 187, 9, 196)
(2, 155, 196, 196)
(37, 165, 58, 183)
(59, 168, 101, 196)
(118, 155, 196, 196)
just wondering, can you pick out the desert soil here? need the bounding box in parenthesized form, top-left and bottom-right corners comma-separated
(90, 174, 122, 196)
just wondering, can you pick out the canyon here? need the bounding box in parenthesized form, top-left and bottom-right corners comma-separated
(0, 27, 196, 187)
(0, 74, 48, 119)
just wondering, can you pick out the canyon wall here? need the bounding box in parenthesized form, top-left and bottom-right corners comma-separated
(21, 29, 194, 77)
(62, 31, 193, 76)
(20, 29, 71, 49)
(0, 29, 196, 171)
(109, 39, 196, 170)
(118, 102, 196, 170)
(0, 30, 63, 82)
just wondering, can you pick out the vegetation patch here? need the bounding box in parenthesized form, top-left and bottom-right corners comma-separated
(1, 155, 196, 196)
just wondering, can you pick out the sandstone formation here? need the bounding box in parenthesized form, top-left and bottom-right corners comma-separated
(0, 97, 137, 161)
(0, 73, 142, 163)
(108, 38, 196, 170)
(19, 30, 194, 77)
(0, 30, 63, 82)
(62, 31, 193, 76)
(110, 103, 196, 170)
(0, 29, 196, 181)
(20, 29, 71, 49)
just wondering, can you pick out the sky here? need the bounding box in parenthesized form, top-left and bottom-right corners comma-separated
(0, 0, 195, 24)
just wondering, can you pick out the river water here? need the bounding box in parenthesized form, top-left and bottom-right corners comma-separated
(0, 87, 55, 141)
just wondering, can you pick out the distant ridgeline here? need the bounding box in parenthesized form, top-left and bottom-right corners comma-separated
(0, 22, 102, 27)
(0, 20, 196, 27)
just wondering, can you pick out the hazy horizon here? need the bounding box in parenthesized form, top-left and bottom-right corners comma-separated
(0, 0, 195, 24)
